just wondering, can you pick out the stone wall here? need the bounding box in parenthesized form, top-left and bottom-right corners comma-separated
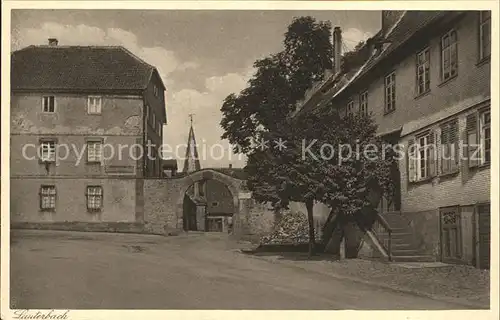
(143, 178, 180, 233)
(247, 201, 276, 236)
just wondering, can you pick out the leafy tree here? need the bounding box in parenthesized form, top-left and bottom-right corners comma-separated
(221, 16, 395, 258)
(221, 17, 332, 152)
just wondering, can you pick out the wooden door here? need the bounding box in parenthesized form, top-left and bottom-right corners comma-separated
(440, 206, 462, 263)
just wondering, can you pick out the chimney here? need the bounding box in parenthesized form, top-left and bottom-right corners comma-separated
(48, 38, 58, 46)
(333, 27, 342, 74)
(228, 164, 233, 169)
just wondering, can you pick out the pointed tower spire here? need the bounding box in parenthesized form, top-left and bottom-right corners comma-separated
(183, 114, 201, 173)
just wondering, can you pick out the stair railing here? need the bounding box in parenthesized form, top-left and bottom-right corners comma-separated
(372, 213, 393, 261)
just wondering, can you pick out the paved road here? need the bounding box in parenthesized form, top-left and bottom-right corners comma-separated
(10, 230, 466, 309)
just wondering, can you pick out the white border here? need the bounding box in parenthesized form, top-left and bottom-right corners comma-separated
(2, 1, 499, 320)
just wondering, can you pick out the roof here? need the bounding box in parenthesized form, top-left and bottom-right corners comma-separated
(400, 95, 490, 137)
(182, 125, 202, 173)
(293, 11, 462, 117)
(11, 45, 166, 92)
(330, 11, 451, 99)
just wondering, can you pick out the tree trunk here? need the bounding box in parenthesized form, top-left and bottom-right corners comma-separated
(305, 199, 315, 257)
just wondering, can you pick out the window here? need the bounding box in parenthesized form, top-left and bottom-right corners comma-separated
(480, 110, 491, 164)
(441, 30, 458, 81)
(416, 48, 430, 95)
(40, 185, 56, 211)
(211, 201, 219, 207)
(42, 96, 56, 113)
(152, 113, 156, 130)
(384, 72, 396, 113)
(153, 85, 159, 97)
(359, 91, 368, 116)
(466, 108, 490, 167)
(40, 140, 56, 162)
(86, 186, 103, 212)
(146, 104, 150, 120)
(346, 100, 354, 116)
(479, 11, 491, 60)
(87, 140, 103, 163)
(408, 131, 436, 182)
(440, 119, 459, 174)
(87, 96, 102, 114)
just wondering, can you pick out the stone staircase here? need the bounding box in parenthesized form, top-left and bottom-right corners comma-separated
(376, 212, 436, 263)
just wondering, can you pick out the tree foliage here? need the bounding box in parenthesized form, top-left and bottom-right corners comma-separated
(220, 17, 332, 154)
(220, 16, 396, 257)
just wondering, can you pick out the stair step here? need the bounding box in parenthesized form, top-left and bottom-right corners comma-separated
(392, 249, 420, 255)
(378, 232, 414, 239)
(392, 243, 415, 249)
(391, 255, 436, 263)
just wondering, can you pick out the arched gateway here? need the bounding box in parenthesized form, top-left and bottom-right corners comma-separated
(143, 169, 253, 237)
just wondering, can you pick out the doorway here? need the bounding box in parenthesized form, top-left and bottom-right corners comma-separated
(440, 206, 462, 263)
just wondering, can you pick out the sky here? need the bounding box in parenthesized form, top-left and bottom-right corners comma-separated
(11, 9, 381, 169)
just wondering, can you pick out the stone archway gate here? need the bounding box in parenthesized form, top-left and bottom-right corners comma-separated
(142, 169, 253, 237)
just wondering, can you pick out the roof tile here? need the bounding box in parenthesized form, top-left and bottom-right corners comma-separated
(11, 46, 163, 92)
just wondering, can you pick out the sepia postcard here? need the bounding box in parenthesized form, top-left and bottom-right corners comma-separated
(1, 1, 499, 320)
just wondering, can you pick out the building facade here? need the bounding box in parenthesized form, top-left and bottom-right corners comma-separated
(294, 11, 491, 267)
(10, 40, 166, 223)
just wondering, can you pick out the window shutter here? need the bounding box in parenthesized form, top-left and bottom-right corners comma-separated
(466, 113, 479, 167)
(441, 125, 449, 174)
(407, 139, 417, 183)
(449, 120, 459, 171)
(428, 132, 437, 177)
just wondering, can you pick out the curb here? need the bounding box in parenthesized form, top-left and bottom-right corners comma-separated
(238, 250, 489, 309)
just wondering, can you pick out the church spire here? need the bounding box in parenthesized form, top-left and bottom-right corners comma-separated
(183, 114, 201, 173)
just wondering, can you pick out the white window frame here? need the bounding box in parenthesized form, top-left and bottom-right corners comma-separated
(359, 91, 368, 116)
(87, 140, 103, 163)
(42, 96, 56, 113)
(416, 47, 430, 95)
(417, 135, 430, 180)
(479, 11, 491, 61)
(441, 29, 458, 81)
(408, 132, 435, 182)
(40, 140, 56, 162)
(346, 100, 354, 116)
(87, 96, 102, 114)
(384, 72, 396, 113)
(86, 186, 103, 212)
(480, 109, 491, 165)
(40, 185, 56, 211)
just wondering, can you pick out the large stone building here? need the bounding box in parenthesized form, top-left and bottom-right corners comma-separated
(10, 39, 166, 223)
(294, 11, 491, 268)
(9, 40, 274, 238)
